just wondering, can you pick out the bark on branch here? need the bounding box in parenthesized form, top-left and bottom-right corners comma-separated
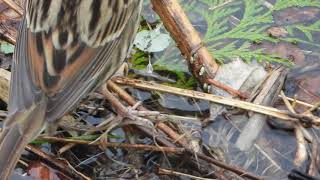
(150, 0, 219, 86)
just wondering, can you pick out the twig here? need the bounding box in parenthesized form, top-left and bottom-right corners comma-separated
(38, 136, 262, 180)
(158, 168, 215, 180)
(58, 114, 117, 154)
(293, 125, 308, 166)
(113, 77, 320, 124)
(206, 78, 248, 99)
(195, 153, 263, 180)
(281, 91, 296, 114)
(280, 91, 308, 166)
(2, 0, 24, 16)
(0, 25, 17, 44)
(25, 145, 89, 180)
(304, 101, 320, 114)
(0, 39, 262, 180)
(59, 82, 176, 153)
(0, 1, 20, 43)
(150, 0, 219, 86)
(37, 136, 185, 154)
(107, 81, 189, 147)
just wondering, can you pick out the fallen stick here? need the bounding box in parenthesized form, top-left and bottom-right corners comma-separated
(113, 77, 320, 125)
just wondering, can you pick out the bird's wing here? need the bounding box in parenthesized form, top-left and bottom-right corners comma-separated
(8, 0, 142, 122)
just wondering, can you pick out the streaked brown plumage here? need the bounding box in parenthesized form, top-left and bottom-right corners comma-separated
(0, 0, 142, 178)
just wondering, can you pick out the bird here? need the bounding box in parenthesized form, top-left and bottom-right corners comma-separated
(0, 0, 143, 178)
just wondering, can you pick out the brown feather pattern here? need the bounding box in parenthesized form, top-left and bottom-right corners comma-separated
(0, 0, 142, 178)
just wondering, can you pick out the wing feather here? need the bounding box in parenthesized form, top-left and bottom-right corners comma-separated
(8, 19, 43, 112)
(9, 0, 142, 122)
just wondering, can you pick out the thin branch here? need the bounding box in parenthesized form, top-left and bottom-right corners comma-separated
(159, 168, 216, 180)
(37, 136, 185, 154)
(113, 77, 320, 125)
(150, 0, 219, 86)
(25, 145, 89, 180)
(38, 136, 262, 180)
(3, 0, 23, 16)
(107, 80, 189, 147)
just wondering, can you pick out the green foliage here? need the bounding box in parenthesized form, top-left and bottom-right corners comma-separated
(131, 50, 148, 70)
(154, 65, 197, 89)
(130, 49, 197, 89)
(183, 0, 320, 63)
(131, 0, 320, 88)
(272, 0, 320, 10)
(285, 20, 320, 47)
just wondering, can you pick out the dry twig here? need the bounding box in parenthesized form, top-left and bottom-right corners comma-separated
(38, 136, 262, 180)
(113, 77, 320, 125)
(25, 145, 89, 180)
(159, 168, 216, 180)
(2, 0, 23, 16)
(150, 0, 219, 86)
(280, 91, 308, 167)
